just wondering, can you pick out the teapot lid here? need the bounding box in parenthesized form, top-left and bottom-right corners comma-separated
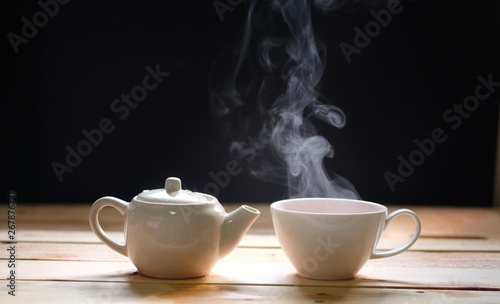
(137, 177, 211, 204)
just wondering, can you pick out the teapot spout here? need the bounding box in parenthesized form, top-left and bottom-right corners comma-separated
(219, 205, 260, 259)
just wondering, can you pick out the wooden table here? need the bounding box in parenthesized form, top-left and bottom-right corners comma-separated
(1, 203, 499, 303)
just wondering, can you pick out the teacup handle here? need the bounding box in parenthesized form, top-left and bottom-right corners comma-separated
(89, 196, 128, 257)
(370, 209, 421, 259)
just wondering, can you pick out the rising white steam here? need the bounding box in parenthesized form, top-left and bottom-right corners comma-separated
(210, 0, 379, 199)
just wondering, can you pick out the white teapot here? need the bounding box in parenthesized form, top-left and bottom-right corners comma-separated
(89, 177, 260, 278)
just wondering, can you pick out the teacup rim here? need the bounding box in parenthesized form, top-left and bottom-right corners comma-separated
(270, 197, 388, 215)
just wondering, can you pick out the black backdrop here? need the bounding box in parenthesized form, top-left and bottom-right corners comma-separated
(3, 0, 500, 206)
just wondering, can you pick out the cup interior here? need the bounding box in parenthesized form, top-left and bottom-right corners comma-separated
(271, 198, 386, 214)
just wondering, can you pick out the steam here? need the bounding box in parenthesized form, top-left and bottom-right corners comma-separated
(210, 0, 374, 199)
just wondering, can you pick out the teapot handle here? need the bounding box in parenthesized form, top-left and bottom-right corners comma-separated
(89, 196, 128, 256)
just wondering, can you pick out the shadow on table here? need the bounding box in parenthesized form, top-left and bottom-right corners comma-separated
(116, 270, 419, 302)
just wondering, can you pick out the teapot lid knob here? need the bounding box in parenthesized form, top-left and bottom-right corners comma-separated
(165, 177, 182, 197)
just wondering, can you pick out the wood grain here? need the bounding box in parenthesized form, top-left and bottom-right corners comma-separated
(0, 204, 499, 302)
(1, 281, 498, 303)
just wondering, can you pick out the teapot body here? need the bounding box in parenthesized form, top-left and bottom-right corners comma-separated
(125, 198, 226, 278)
(89, 177, 260, 279)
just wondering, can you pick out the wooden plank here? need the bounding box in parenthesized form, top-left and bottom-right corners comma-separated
(0, 228, 126, 244)
(404, 207, 500, 239)
(1, 204, 499, 252)
(1, 281, 498, 303)
(0, 203, 269, 225)
(3, 253, 500, 290)
(6, 203, 500, 230)
(2, 228, 500, 252)
(239, 233, 500, 252)
(1, 205, 498, 302)
(3, 204, 500, 240)
(6, 242, 500, 269)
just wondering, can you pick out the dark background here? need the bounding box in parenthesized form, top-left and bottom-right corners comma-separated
(2, 0, 500, 206)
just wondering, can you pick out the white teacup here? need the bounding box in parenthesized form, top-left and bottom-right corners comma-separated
(271, 198, 421, 280)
